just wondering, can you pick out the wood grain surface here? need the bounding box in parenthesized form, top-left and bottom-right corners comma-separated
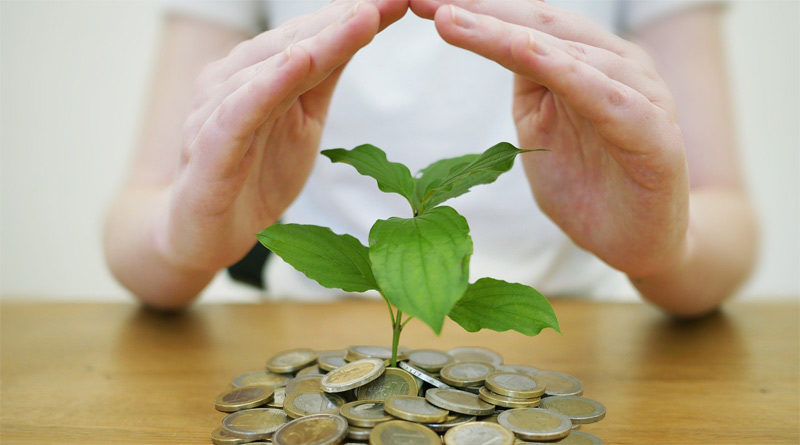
(1, 300, 798, 444)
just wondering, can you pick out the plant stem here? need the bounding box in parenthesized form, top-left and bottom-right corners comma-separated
(390, 310, 404, 368)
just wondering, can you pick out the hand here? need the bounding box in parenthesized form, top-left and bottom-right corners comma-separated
(156, 0, 408, 272)
(411, 0, 691, 279)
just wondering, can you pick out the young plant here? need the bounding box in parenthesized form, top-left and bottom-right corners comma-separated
(257, 142, 559, 366)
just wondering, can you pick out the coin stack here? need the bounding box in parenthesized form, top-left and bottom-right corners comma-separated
(211, 346, 606, 444)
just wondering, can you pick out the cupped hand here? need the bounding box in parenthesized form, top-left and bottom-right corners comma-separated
(411, 0, 691, 279)
(157, 0, 408, 272)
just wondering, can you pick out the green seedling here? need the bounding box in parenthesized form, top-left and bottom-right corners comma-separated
(257, 142, 559, 366)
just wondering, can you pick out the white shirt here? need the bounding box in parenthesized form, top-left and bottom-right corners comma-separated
(164, 1, 703, 302)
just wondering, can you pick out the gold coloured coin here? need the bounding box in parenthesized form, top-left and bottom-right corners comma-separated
(356, 367, 419, 401)
(496, 408, 572, 441)
(540, 396, 606, 424)
(283, 390, 346, 419)
(296, 364, 322, 377)
(266, 348, 318, 374)
(443, 421, 515, 445)
(318, 350, 348, 372)
(210, 426, 247, 445)
(425, 387, 495, 416)
(231, 370, 291, 389)
(535, 371, 583, 396)
(383, 395, 449, 423)
(408, 349, 454, 372)
(478, 386, 540, 408)
(446, 347, 503, 365)
(268, 387, 285, 408)
(347, 345, 410, 362)
(321, 358, 385, 393)
(424, 412, 476, 433)
(286, 374, 323, 397)
(485, 372, 545, 398)
(513, 430, 602, 444)
(440, 362, 495, 387)
(214, 386, 274, 413)
(347, 425, 372, 441)
(497, 364, 540, 376)
(221, 408, 288, 440)
(272, 413, 348, 445)
(339, 400, 393, 428)
(369, 420, 440, 445)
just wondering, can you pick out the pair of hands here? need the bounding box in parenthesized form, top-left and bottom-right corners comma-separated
(162, 0, 689, 282)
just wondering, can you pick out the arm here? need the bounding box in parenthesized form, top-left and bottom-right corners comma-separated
(104, 1, 409, 309)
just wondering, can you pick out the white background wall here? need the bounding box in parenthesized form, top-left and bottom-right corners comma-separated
(1, 1, 798, 302)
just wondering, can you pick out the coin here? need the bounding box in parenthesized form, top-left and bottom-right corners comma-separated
(496, 364, 540, 376)
(478, 386, 541, 408)
(398, 361, 452, 389)
(496, 408, 572, 441)
(485, 372, 545, 398)
(340, 400, 393, 428)
(540, 396, 606, 424)
(210, 426, 248, 445)
(221, 408, 288, 440)
(443, 421, 515, 445)
(347, 345, 410, 362)
(369, 420, 440, 445)
(215, 386, 275, 413)
(535, 371, 583, 397)
(268, 387, 285, 408)
(408, 349, 454, 372)
(383, 395, 449, 423)
(231, 370, 291, 389)
(347, 425, 372, 441)
(283, 390, 346, 419)
(296, 364, 322, 377)
(446, 347, 503, 365)
(321, 358, 385, 393)
(272, 413, 348, 445)
(318, 350, 348, 372)
(267, 349, 318, 374)
(286, 374, 323, 397)
(424, 412, 476, 433)
(515, 430, 603, 444)
(356, 367, 419, 401)
(440, 362, 495, 387)
(425, 387, 496, 416)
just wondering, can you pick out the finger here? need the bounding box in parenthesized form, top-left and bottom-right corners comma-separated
(200, 0, 407, 86)
(434, 6, 665, 103)
(410, 0, 635, 57)
(189, 4, 381, 177)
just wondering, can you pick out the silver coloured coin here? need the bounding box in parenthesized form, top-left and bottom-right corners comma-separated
(272, 413, 348, 445)
(285, 374, 323, 397)
(535, 371, 584, 396)
(496, 364, 540, 376)
(424, 412, 476, 433)
(540, 396, 606, 424)
(443, 421, 515, 445)
(266, 349, 317, 373)
(231, 370, 290, 389)
(425, 388, 495, 416)
(398, 361, 451, 389)
(221, 408, 288, 440)
(515, 430, 603, 444)
(446, 347, 503, 365)
(440, 362, 495, 386)
(321, 358, 385, 393)
(497, 408, 572, 441)
(318, 351, 348, 372)
(408, 349, 454, 372)
(268, 387, 285, 408)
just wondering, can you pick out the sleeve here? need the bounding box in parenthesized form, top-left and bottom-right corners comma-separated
(159, 0, 266, 35)
(619, 0, 727, 33)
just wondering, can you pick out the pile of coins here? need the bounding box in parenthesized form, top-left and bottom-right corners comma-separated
(211, 346, 605, 444)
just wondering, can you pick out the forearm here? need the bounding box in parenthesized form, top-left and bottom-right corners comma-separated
(103, 187, 217, 309)
(630, 188, 757, 317)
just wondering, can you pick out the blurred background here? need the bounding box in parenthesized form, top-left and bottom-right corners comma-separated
(1, 1, 798, 303)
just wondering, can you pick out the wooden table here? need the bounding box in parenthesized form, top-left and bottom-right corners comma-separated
(1, 300, 798, 444)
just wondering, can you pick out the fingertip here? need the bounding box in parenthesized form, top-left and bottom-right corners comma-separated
(408, 0, 441, 19)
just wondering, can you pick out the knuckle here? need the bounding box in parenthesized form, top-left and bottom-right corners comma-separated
(607, 86, 629, 108)
(535, 9, 557, 26)
(565, 42, 589, 62)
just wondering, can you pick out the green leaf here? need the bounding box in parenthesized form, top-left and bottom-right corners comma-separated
(322, 144, 417, 209)
(448, 278, 559, 336)
(413, 154, 478, 204)
(417, 142, 540, 212)
(257, 224, 378, 293)
(369, 206, 473, 334)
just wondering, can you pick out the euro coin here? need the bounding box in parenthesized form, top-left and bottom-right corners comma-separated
(347, 345, 410, 362)
(231, 370, 290, 389)
(408, 349, 454, 372)
(497, 408, 572, 441)
(283, 390, 346, 419)
(285, 374, 323, 397)
(515, 430, 603, 444)
(340, 400, 393, 428)
(485, 372, 545, 398)
(540, 396, 606, 424)
(478, 386, 541, 408)
(446, 347, 503, 365)
(369, 420, 440, 445)
(318, 350, 348, 372)
(424, 412, 476, 433)
(268, 387, 285, 408)
(347, 425, 372, 441)
(398, 361, 451, 389)
(356, 367, 419, 401)
(210, 426, 248, 445)
(266, 348, 318, 374)
(497, 364, 540, 376)
(215, 386, 274, 413)
(383, 395, 449, 423)
(221, 408, 288, 440)
(272, 413, 348, 445)
(440, 362, 495, 387)
(425, 387, 495, 416)
(321, 358, 385, 393)
(535, 371, 583, 397)
(296, 364, 322, 377)
(443, 421, 515, 445)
